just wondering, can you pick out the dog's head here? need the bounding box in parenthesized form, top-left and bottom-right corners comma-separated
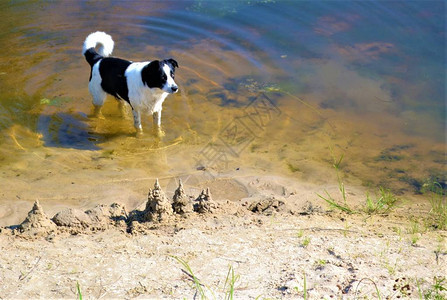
(142, 59, 179, 93)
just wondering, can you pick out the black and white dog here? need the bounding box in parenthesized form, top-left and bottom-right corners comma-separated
(82, 31, 179, 135)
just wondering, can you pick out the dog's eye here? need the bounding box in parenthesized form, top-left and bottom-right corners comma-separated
(171, 72, 174, 78)
(162, 74, 167, 80)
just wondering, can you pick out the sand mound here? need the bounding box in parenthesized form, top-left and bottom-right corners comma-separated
(51, 203, 128, 232)
(9, 202, 129, 237)
(85, 203, 128, 227)
(248, 196, 286, 215)
(52, 208, 92, 229)
(18, 200, 57, 236)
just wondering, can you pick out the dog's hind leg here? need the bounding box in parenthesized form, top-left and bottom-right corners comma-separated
(118, 100, 130, 119)
(89, 83, 107, 119)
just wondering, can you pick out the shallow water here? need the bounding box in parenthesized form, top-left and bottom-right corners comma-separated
(0, 1, 445, 225)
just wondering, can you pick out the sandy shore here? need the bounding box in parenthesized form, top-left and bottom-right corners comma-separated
(0, 175, 446, 299)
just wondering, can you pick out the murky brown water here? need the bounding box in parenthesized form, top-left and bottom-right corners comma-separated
(0, 1, 445, 225)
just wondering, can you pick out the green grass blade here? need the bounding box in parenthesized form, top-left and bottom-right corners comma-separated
(354, 278, 382, 300)
(223, 265, 240, 300)
(303, 272, 307, 300)
(317, 191, 353, 213)
(171, 255, 206, 299)
(76, 281, 82, 300)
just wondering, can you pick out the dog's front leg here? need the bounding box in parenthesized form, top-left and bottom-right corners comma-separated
(132, 109, 143, 136)
(153, 111, 161, 127)
(152, 111, 165, 137)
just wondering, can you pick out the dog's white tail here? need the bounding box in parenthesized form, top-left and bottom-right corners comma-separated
(82, 31, 114, 57)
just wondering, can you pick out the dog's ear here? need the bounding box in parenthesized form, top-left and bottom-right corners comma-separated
(166, 58, 179, 69)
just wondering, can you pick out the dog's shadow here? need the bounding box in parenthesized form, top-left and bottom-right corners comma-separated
(37, 112, 101, 150)
(37, 111, 175, 151)
(37, 112, 136, 150)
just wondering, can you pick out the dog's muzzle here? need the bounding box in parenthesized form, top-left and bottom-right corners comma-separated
(171, 86, 178, 93)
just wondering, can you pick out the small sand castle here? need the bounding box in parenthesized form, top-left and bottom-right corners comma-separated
(172, 179, 193, 214)
(194, 187, 217, 213)
(144, 179, 174, 222)
(19, 200, 57, 235)
(145, 178, 215, 219)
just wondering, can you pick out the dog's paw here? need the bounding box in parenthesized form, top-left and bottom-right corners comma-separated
(88, 114, 105, 120)
(135, 129, 144, 138)
(90, 106, 105, 119)
(95, 113, 105, 120)
(152, 127, 165, 138)
(88, 111, 105, 120)
(156, 129, 166, 138)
